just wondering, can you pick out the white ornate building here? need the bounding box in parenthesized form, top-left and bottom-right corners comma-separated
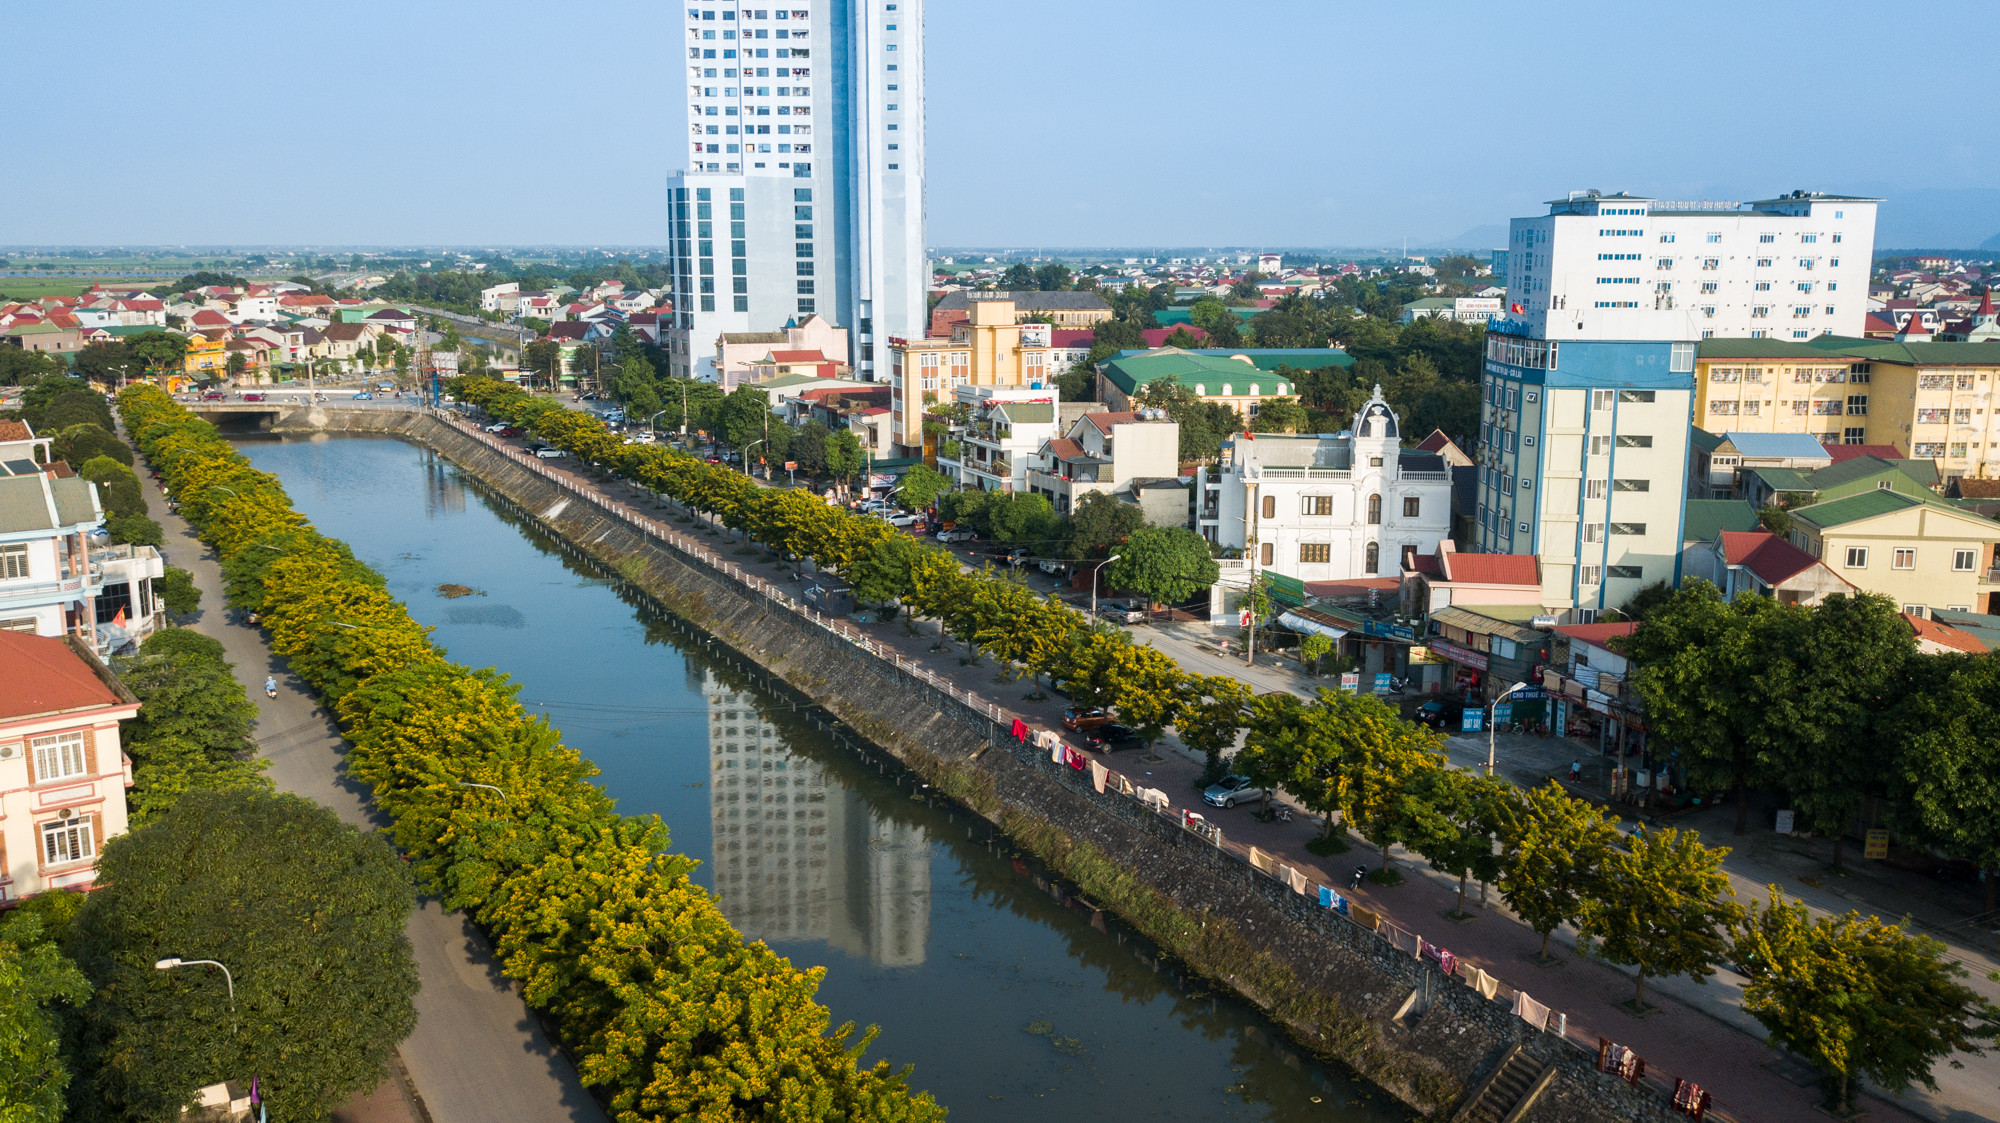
(1198, 390, 1454, 583)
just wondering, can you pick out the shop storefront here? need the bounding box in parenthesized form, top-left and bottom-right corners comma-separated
(1424, 606, 1550, 719)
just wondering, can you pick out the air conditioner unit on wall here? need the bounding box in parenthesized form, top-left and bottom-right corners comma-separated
(0, 744, 16, 760)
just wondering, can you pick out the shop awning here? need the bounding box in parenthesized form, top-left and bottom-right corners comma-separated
(1277, 609, 1349, 642)
(1429, 605, 1545, 645)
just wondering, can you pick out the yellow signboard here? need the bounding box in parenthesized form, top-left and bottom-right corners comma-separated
(1864, 829, 1890, 860)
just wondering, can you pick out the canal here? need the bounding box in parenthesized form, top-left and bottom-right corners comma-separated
(239, 433, 1409, 1123)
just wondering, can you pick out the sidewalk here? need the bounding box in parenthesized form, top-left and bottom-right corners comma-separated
(460, 420, 1957, 1123)
(139, 428, 607, 1123)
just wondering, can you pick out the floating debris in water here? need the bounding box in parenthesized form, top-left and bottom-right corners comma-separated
(436, 583, 483, 598)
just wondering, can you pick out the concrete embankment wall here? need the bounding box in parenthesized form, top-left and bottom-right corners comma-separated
(284, 409, 1686, 1123)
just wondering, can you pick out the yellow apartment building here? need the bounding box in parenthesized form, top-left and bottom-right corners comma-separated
(1787, 488, 2000, 616)
(886, 299, 1055, 455)
(1696, 337, 2000, 480)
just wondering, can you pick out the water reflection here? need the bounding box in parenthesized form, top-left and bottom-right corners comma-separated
(705, 670, 930, 966)
(239, 435, 1411, 1123)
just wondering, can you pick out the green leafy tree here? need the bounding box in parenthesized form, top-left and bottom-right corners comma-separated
(38, 390, 115, 433)
(0, 911, 90, 1123)
(719, 385, 775, 460)
(1403, 768, 1519, 918)
(985, 491, 1061, 547)
(53, 423, 132, 469)
(65, 788, 419, 1122)
(105, 513, 164, 547)
(79, 455, 146, 517)
(1104, 525, 1219, 610)
(825, 428, 866, 490)
(1177, 674, 1250, 784)
(117, 628, 254, 759)
(126, 331, 188, 379)
(156, 567, 202, 617)
(1734, 890, 2000, 1113)
(73, 341, 141, 388)
(1757, 504, 1793, 536)
(1889, 653, 2000, 912)
(1624, 580, 1783, 832)
(1754, 593, 1913, 868)
(1580, 826, 1741, 1008)
(225, 352, 248, 382)
(789, 419, 831, 479)
(1298, 632, 1332, 675)
(1061, 490, 1144, 560)
(1250, 396, 1309, 434)
(893, 464, 950, 512)
(848, 534, 930, 607)
(1498, 782, 1622, 960)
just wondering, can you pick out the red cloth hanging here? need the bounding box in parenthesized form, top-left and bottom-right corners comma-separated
(1010, 718, 1028, 742)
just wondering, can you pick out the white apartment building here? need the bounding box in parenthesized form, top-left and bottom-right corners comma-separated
(1505, 190, 1878, 343)
(664, 1, 925, 383)
(479, 282, 520, 313)
(1478, 189, 1877, 619)
(0, 425, 105, 648)
(1198, 392, 1453, 583)
(1028, 410, 1181, 518)
(938, 386, 1057, 493)
(704, 670, 927, 966)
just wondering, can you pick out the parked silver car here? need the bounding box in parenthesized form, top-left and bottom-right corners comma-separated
(1202, 774, 1265, 808)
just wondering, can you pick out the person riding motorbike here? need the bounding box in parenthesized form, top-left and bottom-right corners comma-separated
(264, 676, 278, 699)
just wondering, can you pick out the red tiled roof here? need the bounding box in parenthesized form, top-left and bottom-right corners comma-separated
(189, 309, 231, 326)
(1415, 429, 1459, 455)
(0, 420, 32, 442)
(1438, 552, 1538, 585)
(0, 632, 125, 722)
(1049, 328, 1095, 348)
(1083, 410, 1142, 433)
(1552, 622, 1637, 648)
(858, 407, 890, 416)
(1907, 613, 1987, 654)
(1719, 530, 1835, 588)
(546, 322, 589, 341)
(1823, 443, 1904, 463)
(1303, 577, 1400, 598)
(769, 349, 827, 363)
(1139, 326, 1207, 347)
(1044, 437, 1086, 460)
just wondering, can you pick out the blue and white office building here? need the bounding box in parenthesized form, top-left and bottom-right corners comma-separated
(665, 1, 926, 382)
(1476, 188, 1878, 620)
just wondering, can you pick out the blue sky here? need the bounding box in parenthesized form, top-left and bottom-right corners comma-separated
(4, 0, 1997, 249)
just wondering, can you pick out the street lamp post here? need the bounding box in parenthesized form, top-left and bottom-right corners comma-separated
(1090, 555, 1123, 621)
(741, 439, 764, 479)
(155, 957, 235, 1012)
(1485, 680, 1529, 777)
(452, 780, 508, 800)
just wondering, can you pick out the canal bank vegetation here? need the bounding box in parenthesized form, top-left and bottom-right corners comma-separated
(116, 385, 945, 1123)
(443, 374, 2000, 1117)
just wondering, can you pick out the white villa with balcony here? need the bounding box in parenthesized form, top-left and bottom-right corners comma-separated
(1027, 409, 1182, 518)
(1197, 389, 1453, 582)
(0, 424, 107, 649)
(936, 387, 1062, 493)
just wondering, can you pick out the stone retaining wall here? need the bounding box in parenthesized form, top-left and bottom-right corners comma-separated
(282, 409, 1700, 1123)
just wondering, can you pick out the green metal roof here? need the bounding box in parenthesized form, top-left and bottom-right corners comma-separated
(1155, 307, 1261, 327)
(1744, 466, 1813, 494)
(1689, 426, 1724, 454)
(1804, 456, 1933, 498)
(1681, 499, 1760, 543)
(1098, 348, 1301, 397)
(1216, 348, 1355, 372)
(1893, 458, 1942, 487)
(1790, 488, 1962, 530)
(993, 401, 1054, 424)
(1698, 335, 2000, 366)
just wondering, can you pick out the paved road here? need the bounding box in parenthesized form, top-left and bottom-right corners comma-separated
(140, 436, 607, 1123)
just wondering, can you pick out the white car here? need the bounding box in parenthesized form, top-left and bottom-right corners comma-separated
(884, 511, 920, 527)
(484, 421, 511, 433)
(533, 447, 566, 459)
(936, 528, 975, 543)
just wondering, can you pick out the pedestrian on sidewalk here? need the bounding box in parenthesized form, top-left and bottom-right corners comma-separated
(1570, 759, 1581, 782)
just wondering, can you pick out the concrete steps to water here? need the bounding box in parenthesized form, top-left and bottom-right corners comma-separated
(1453, 1044, 1557, 1123)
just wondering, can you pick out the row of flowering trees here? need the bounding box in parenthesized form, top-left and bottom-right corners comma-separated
(447, 376, 1997, 1115)
(118, 384, 944, 1123)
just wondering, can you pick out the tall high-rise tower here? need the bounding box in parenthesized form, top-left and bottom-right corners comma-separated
(665, 1, 925, 384)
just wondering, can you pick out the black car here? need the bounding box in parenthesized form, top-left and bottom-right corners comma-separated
(1412, 700, 1463, 730)
(1083, 723, 1137, 751)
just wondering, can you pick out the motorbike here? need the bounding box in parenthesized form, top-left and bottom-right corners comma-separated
(264, 678, 278, 699)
